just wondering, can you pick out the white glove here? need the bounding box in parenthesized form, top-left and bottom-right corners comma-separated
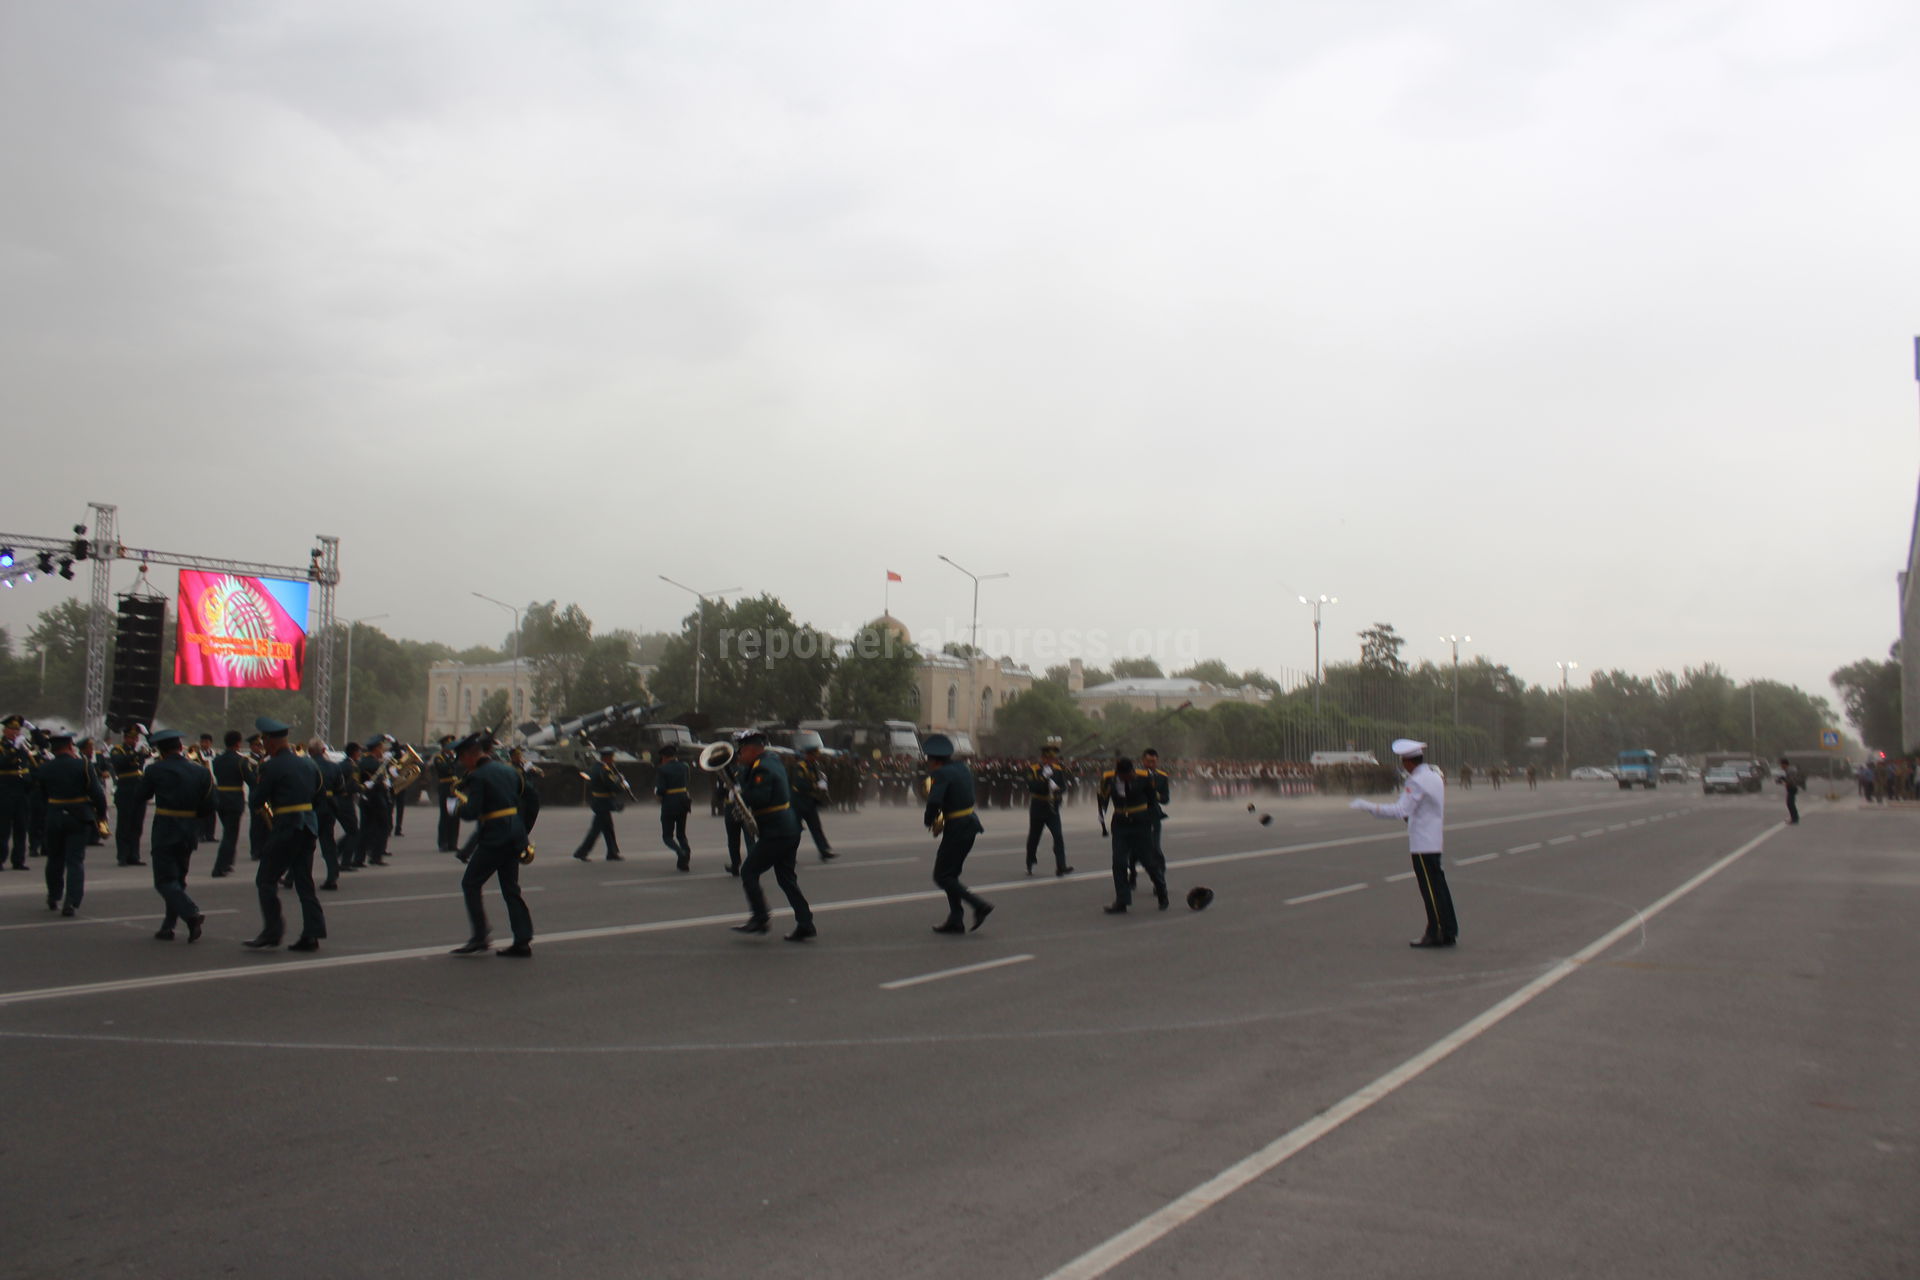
(445, 798, 460, 816)
(1348, 799, 1371, 812)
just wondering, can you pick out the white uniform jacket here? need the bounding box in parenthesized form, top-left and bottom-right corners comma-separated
(1355, 763, 1446, 853)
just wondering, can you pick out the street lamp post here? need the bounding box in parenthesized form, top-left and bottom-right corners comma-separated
(1556, 660, 1578, 779)
(1440, 634, 1471, 724)
(472, 593, 522, 735)
(342, 612, 389, 745)
(659, 577, 743, 715)
(938, 555, 1009, 751)
(1297, 594, 1336, 713)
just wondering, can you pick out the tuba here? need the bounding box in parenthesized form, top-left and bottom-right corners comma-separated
(697, 741, 759, 842)
(392, 745, 425, 794)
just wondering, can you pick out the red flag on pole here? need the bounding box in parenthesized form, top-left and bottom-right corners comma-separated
(886, 570, 902, 582)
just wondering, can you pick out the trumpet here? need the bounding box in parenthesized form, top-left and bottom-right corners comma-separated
(697, 741, 759, 842)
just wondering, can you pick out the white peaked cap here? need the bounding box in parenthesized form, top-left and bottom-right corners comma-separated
(1390, 738, 1426, 758)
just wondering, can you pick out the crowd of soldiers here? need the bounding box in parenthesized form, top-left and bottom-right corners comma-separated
(1854, 756, 1920, 803)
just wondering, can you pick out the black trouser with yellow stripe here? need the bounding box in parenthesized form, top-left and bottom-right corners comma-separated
(1411, 853, 1457, 941)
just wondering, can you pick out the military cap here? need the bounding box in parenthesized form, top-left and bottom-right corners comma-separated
(1390, 738, 1426, 758)
(2, 715, 21, 729)
(658, 743, 678, 758)
(598, 745, 617, 758)
(149, 729, 185, 748)
(124, 722, 147, 736)
(255, 716, 291, 738)
(1186, 885, 1215, 911)
(49, 731, 74, 748)
(453, 732, 486, 755)
(923, 733, 955, 757)
(730, 728, 767, 746)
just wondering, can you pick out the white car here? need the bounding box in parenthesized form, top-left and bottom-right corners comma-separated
(1569, 766, 1614, 781)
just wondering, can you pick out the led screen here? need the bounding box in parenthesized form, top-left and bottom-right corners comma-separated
(174, 571, 310, 690)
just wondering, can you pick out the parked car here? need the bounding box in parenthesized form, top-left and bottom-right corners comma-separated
(1569, 766, 1614, 781)
(1702, 764, 1747, 795)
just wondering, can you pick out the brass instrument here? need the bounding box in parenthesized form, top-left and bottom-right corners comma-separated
(520, 839, 536, 865)
(924, 774, 944, 837)
(697, 741, 759, 842)
(393, 744, 425, 794)
(95, 816, 111, 840)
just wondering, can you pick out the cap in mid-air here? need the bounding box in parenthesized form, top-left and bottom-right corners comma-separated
(1390, 738, 1426, 758)
(922, 734, 954, 757)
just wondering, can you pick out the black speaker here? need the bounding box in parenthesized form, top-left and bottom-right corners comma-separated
(108, 597, 168, 732)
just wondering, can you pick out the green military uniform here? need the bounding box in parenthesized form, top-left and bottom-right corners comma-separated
(109, 735, 152, 865)
(335, 747, 365, 868)
(790, 751, 835, 861)
(0, 717, 32, 870)
(245, 719, 327, 949)
(925, 737, 992, 933)
(573, 756, 623, 860)
(732, 739, 813, 939)
(432, 738, 460, 851)
(209, 743, 250, 876)
(654, 753, 693, 870)
(1098, 762, 1167, 912)
(452, 745, 535, 953)
(34, 738, 107, 913)
(1024, 748, 1071, 876)
(137, 731, 213, 939)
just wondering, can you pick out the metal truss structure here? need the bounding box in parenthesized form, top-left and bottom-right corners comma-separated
(0, 502, 341, 741)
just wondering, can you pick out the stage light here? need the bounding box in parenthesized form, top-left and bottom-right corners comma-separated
(58, 558, 74, 580)
(36, 552, 54, 573)
(21, 573, 33, 583)
(0, 547, 12, 567)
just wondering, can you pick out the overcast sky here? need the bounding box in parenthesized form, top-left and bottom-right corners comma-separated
(3, 0, 1916, 709)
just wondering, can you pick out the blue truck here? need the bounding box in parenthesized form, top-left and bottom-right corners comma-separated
(1615, 748, 1659, 790)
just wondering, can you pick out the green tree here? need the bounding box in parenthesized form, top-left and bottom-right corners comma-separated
(1171, 659, 1239, 686)
(988, 683, 1092, 755)
(1111, 656, 1164, 679)
(650, 594, 836, 725)
(521, 601, 595, 718)
(1831, 646, 1902, 753)
(572, 634, 647, 715)
(830, 622, 917, 722)
(472, 688, 511, 734)
(1042, 663, 1111, 689)
(1357, 623, 1407, 676)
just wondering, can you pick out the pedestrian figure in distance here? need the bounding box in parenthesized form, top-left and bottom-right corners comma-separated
(1779, 758, 1802, 825)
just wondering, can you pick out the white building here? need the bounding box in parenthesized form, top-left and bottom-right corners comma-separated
(424, 660, 542, 744)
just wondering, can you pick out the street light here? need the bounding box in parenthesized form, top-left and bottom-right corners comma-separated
(938, 555, 1009, 750)
(1439, 634, 1471, 723)
(659, 576, 743, 714)
(472, 592, 522, 735)
(342, 613, 389, 745)
(1297, 594, 1337, 713)
(1556, 660, 1578, 779)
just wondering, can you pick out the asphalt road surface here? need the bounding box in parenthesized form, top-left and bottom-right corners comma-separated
(3, 781, 1914, 1279)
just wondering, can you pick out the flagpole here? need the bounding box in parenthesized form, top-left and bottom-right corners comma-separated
(884, 572, 890, 618)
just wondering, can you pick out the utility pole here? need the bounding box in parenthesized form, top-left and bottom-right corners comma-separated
(1557, 661, 1578, 778)
(1298, 595, 1336, 713)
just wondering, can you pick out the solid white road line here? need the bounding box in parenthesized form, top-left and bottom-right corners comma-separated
(0, 909, 240, 933)
(1455, 853, 1499, 865)
(1037, 822, 1787, 1280)
(328, 888, 545, 909)
(879, 954, 1035, 990)
(1283, 883, 1367, 906)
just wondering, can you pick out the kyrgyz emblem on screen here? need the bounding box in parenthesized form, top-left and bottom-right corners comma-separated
(175, 570, 309, 690)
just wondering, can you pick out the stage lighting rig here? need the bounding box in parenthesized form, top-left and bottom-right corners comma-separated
(0, 546, 12, 567)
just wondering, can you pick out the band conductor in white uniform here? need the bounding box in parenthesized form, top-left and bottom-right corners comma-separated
(1350, 738, 1458, 948)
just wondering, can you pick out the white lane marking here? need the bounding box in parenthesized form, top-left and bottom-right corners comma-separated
(1647, 816, 1663, 823)
(1580, 829, 1607, 838)
(0, 909, 240, 933)
(1606, 823, 1629, 832)
(1383, 872, 1415, 883)
(1455, 853, 1499, 865)
(1628, 819, 1647, 827)
(1284, 883, 1367, 906)
(879, 954, 1034, 990)
(1548, 835, 1578, 846)
(1038, 822, 1788, 1280)
(1506, 842, 1543, 854)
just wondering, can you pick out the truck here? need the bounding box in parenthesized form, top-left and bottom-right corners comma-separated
(1615, 748, 1659, 790)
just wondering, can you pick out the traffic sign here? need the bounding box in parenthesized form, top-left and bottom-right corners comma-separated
(1820, 729, 1840, 750)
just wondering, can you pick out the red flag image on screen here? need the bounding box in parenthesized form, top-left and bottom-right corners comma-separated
(174, 570, 309, 690)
